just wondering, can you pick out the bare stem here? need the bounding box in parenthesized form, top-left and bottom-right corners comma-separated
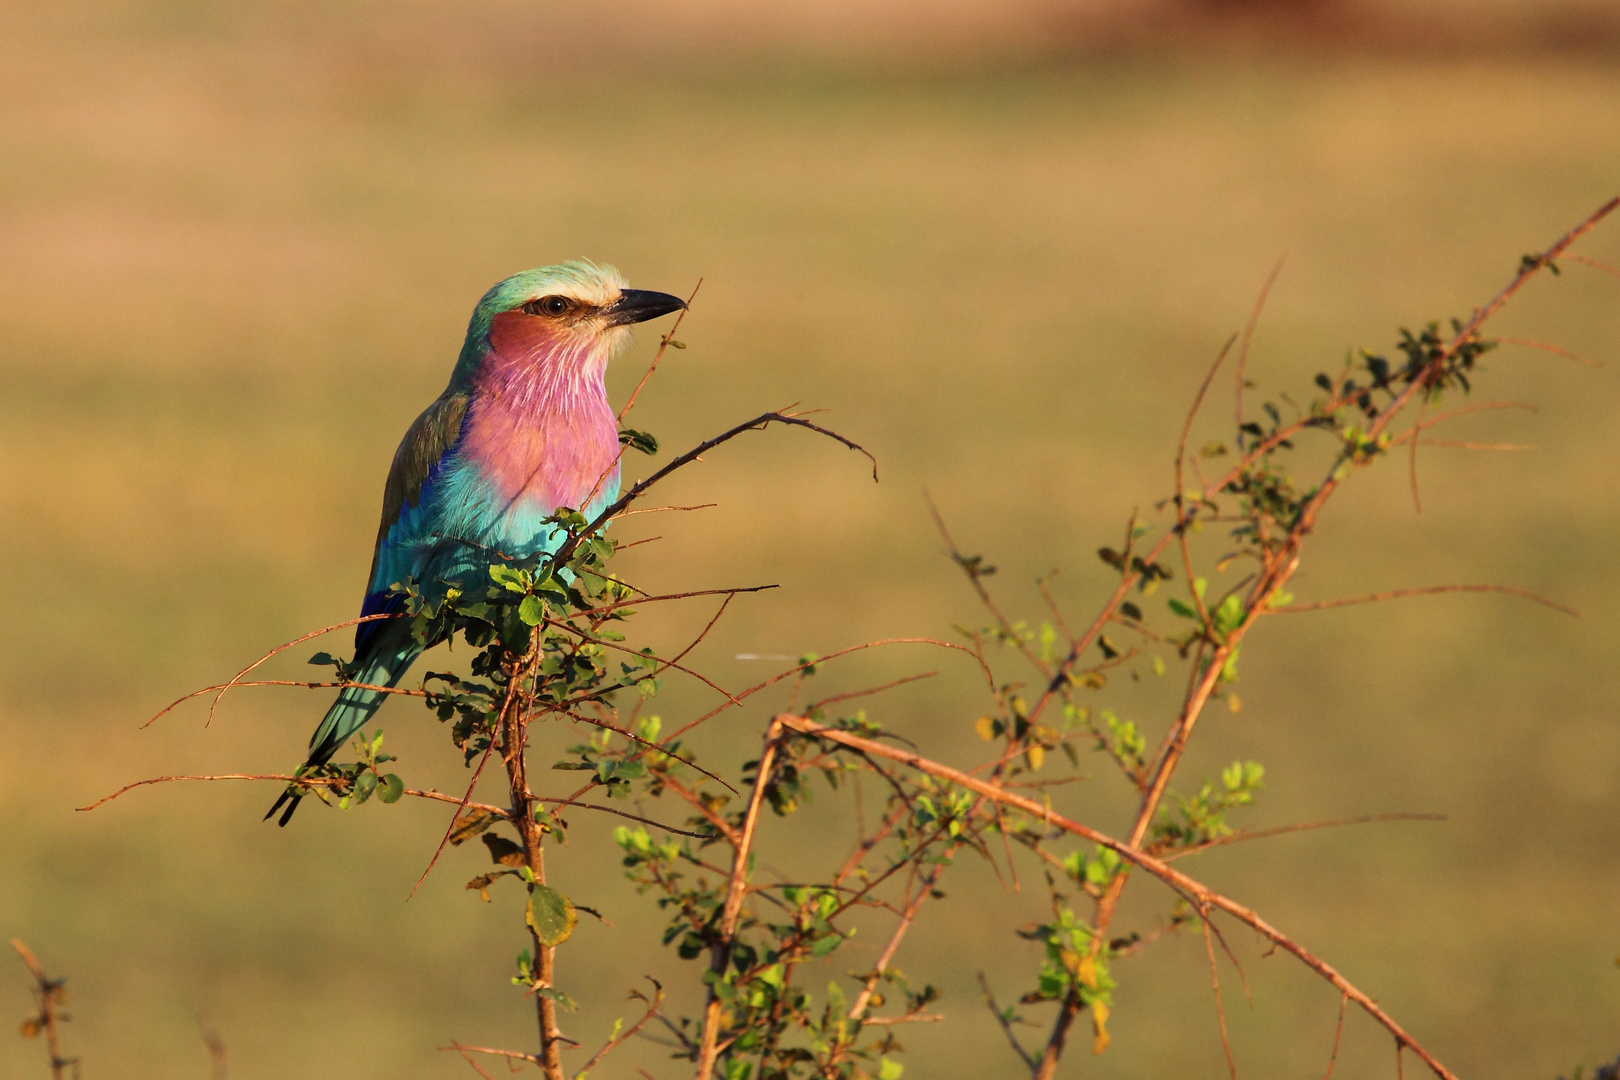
(776, 714, 1461, 1080)
(695, 718, 785, 1080)
(12, 940, 77, 1080)
(494, 654, 566, 1080)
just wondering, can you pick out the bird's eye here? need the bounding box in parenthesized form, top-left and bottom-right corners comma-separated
(523, 295, 573, 318)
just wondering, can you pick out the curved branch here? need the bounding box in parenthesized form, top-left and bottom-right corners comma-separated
(777, 713, 1461, 1080)
(76, 773, 510, 817)
(1269, 583, 1577, 618)
(76, 774, 714, 838)
(142, 613, 403, 728)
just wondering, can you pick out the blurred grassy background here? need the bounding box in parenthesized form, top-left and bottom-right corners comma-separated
(3, 0, 1620, 1077)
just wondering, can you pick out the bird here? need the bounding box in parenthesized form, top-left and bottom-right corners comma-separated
(267, 261, 686, 825)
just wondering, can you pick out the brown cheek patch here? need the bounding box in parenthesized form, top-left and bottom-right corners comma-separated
(489, 309, 568, 356)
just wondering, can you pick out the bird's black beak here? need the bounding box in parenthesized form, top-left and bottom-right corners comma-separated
(604, 289, 687, 327)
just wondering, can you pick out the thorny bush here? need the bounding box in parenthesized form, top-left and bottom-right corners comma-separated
(74, 200, 1620, 1080)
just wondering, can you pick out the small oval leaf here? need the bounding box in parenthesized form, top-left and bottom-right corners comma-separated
(526, 885, 578, 947)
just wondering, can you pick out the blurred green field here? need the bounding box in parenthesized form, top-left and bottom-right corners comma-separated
(3, 4, 1620, 1078)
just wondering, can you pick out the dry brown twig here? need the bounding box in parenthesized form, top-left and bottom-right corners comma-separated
(695, 717, 785, 1080)
(776, 713, 1462, 1080)
(12, 940, 79, 1080)
(1234, 257, 1287, 442)
(570, 980, 667, 1078)
(1201, 913, 1239, 1080)
(198, 1015, 228, 1080)
(618, 278, 703, 423)
(75, 772, 714, 839)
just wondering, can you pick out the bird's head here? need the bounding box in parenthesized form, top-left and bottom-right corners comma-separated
(452, 260, 686, 387)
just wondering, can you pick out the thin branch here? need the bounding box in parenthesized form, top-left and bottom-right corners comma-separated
(977, 972, 1037, 1072)
(1037, 575, 1077, 646)
(928, 494, 1052, 676)
(696, 718, 785, 1080)
(154, 679, 426, 719)
(449, 1044, 497, 1079)
(1235, 259, 1286, 448)
(656, 637, 991, 750)
(806, 670, 938, 712)
(846, 867, 938, 1023)
(1413, 439, 1535, 450)
(657, 773, 742, 848)
(75, 772, 510, 817)
(556, 411, 877, 579)
(1465, 198, 1618, 339)
(1024, 527, 1181, 731)
(1161, 812, 1446, 861)
(570, 980, 665, 1079)
(664, 593, 736, 673)
(444, 1042, 542, 1065)
(1493, 335, 1601, 369)
(1268, 584, 1577, 618)
(776, 714, 1462, 1080)
(200, 613, 400, 727)
(77, 771, 710, 839)
(614, 502, 719, 518)
(1409, 393, 1428, 513)
(539, 797, 717, 840)
(144, 654, 417, 731)
(543, 616, 742, 710)
(585, 584, 778, 619)
(1561, 252, 1620, 279)
(1324, 992, 1350, 1080)
(1177, 333, 1240, 634)
(199, 1015, 228, 1080)
(619, 279, 702, 422)
(12, 939, 77, 1080)
(858, 1014, 944, 1026)
(1201, 914, 1239, 1080)
(1033, 986, 1085, 1080)
(408, 739, 502, 901)
(1389, 400, 1537, 441)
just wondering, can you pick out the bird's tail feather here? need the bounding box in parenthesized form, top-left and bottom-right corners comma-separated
(266, 627, 424, 826)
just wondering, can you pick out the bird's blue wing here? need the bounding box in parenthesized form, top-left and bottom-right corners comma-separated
(355, 391, 471, 655)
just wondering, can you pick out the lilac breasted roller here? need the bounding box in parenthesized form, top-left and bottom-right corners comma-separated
(267, 262, 685, 825)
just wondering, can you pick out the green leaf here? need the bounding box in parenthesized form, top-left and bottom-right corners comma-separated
(879, 1059, 904, 1080)
(518, 595, 546, 627)
(353, 771, 378, 802)
(377, 774, 405, 803)
(489, 565, 529, 592)
(618, 428, 659, 455)
(1167, 597, 1197, 619)
(809, 931, 844, 958)
(527, 885, 578, 947)
(536, 985, 578, 1011)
